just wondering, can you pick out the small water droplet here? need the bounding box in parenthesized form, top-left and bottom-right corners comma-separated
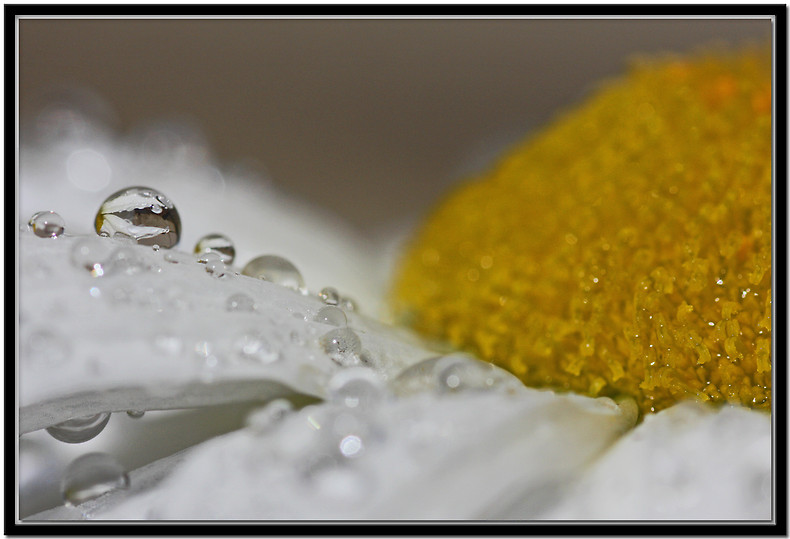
(163, 251, 192, 264)
(70, 237, 114, 277)
(290, 331, 306, 346)
(204, 259, 228, 277)
(153, 334, 183, 356)
(226, 293, 255, 312)
(94, 186, 181, 248)
(28, 211, 65, 238)
(233, 331, 280, 364)
(46, 413, 111, 444)
(105, 246, 146, 277)
(126, 410, 145, 419)
(319, 287, 340, 306)
(319, 328, 362, 366)
(151, 244, 160, 252)
(327, 368, 384, 409)
(241, 255, 305, 292)
(339, 296, 357, 312)
(313, 306, 347, 327)
(194, 233, 235, 264)
(245, 399, 294, 433)
(61, 453, 129, 506)
(338, 434, 364, 458)
(435, 354, 519, 394)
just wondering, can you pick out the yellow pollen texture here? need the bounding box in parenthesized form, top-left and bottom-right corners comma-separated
(392, 47, 772, 415)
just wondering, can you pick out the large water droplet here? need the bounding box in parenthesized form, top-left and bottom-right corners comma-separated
(226, 293, 255, 312)
(327, 368, 384, 409)
(194, 233, 235, 264)
(28, 211, 65, 238)
(319, 287, 340, 306)
(245, 399, 294, 433)
(126, 410, 145, 419)
(70, 237, 114, 277)
(61, 453, 129, 506)
(94, 186, 181, 248)
(241, 255, 305, 292)
(319, 328, 362, 366)
(313, 306, 347, 327)
(46, 413, 111, 444)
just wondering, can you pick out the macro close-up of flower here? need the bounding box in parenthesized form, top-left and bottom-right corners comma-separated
(13, 12, 780, 529)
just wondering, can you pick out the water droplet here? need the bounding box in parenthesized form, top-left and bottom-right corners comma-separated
(245, 399, 293, 433)
(290, 331, 306, 346)
(126, 410, 145, 419)
(194, 233, 235, 264)
(327, 368, 384, 409)
(241, 255, 305, 292)
(61, 453, 129, 506)
(204, 259, 228, 278)
(233, 331, 279, 364)
(70, 237, 114, 277)
(319, 287, 340, 305)
(94, 186, 181, 248)
(435, 354, 520, 394)
(319, 328, 362, 366)
(153, 334, 183, 356)
(313, 306, 347, 327)
(151, 244, 160, 252)
(339, 296, 357, 312)
(338, 434, 364, 458)
(28, 211, 65, 238)
(226, 293, 255, 312)
(46, 413, 111, 444)
(105, 246, 146, 276)
(163, 251, 192, 264)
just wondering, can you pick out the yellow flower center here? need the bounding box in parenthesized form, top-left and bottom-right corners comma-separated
(392, 46, 772, 415)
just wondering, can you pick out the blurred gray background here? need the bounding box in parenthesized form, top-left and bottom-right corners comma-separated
(18, 18, 772, 235)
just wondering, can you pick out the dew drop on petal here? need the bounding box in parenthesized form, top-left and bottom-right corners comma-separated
(339, 296, 357, 312)
(94, 186, 181, 248)
(241, 255, 305, 292)
(28, 211, 65, 238)
(194, 233, 235, 264)
(46, 413, 111, 444)
(338, 434, 364, 458)
(70, 237, 113, 277)
(319, 328, 362, 366)
(105, 247, 146, 277)
(319, 287, 340, 306)
(313, 306, 347, 327)
(61, 453, 129, 507)
(153, 334, 183, 357)
(327, 368, 384, 409)
(245, 398, 294, 433)
(226, 293, 255, 312)
(233, 332, 280, 365)
(435, 354, 522, 394)
(204, 259, 228, 277)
